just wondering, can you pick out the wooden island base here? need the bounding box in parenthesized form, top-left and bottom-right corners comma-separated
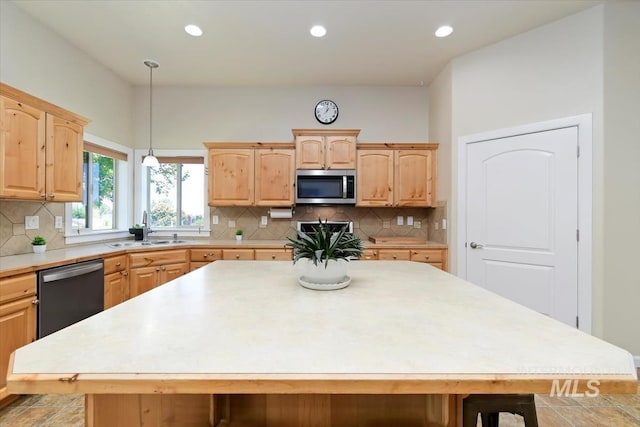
(86, 393, 455, 427)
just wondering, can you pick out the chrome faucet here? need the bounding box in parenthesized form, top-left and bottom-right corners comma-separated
(142, 210, 153, 241)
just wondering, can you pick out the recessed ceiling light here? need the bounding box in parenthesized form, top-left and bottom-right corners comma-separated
(185, 24, 203, 37)
(310, 25, 327, 38)
(435, 25, 453, 38)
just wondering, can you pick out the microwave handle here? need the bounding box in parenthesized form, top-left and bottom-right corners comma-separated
(343, 176, 347, 198)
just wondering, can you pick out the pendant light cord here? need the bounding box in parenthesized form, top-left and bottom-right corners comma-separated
(149, 64, 153, 155)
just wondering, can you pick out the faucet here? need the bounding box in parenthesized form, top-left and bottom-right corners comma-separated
(142, 210, 153, 241)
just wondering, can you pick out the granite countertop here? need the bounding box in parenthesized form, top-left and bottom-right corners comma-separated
(8, 261, 637, 395)
(0, 238, 447, 278)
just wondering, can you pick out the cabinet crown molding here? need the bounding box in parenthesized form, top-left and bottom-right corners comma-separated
(292, 129, 360, 137)
(357, 143, 439, 150)
(203, 142, 295, 149)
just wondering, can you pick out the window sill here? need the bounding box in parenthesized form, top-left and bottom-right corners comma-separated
(64, 229, 130, 245)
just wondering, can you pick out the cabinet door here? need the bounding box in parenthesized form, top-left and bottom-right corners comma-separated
(295, 137, 324, 169)
(160, 263, 188, 285)
(190, 249, 222, 262)
(0, 297, 36, 401)
(255, 149, 295, 206)
(326, 136, 356, 169)
(104, 255, 126, 275)
(394, 150, 434, 207)
(45, 114, 83, 201)
(129, 266, 160, 297)
(356, 150, 393, 207)
(208, 149, 254, 206)
(104, 271, 129, 309)
(0, 96, 46, 200)
(360, 249, 379, 261)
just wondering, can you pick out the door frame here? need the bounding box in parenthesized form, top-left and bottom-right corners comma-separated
(456, 114, 592, 333)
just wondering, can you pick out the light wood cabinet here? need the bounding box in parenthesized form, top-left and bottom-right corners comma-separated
(360, 246, 448, 271)
(254, 148, 295, 206)
(205, 143, 295, 207)
(293, 129, 359, 170)
(0, 84, 88, 201)
(104, 255, 128, 310)
(129, 250, 189, 297)
(223, 249, 255, 260)
(0, 273, 36, 403)
(255, 248, 292, 261)
(356, 144, 438, 208)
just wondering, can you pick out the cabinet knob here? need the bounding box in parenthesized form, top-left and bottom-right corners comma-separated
(373, 251, 377, 256)
(121, 271, 128, 276)
(162, 266, 166, 271)
(48, 194, 55, 199)
(156, 267, 160, 271)
(40, 193, 47, 199)
(393, 255, 397, 259)
(203, 254, 208, 258)
(424, 256, 430, 260)
(235, 254, 240, 259)
(115, 262, 121, 267)
(31, 299, 40, 305)
(271, 255, 276, 260)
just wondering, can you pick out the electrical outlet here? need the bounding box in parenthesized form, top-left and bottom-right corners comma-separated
(442, 219, 447, 230)
(397, 216, 404, 226)
(413, 221, 421, 229)
(261, 216, 268, 226)
(228, 220, 236, 228)
(25, 216, 39, 229)
(382, 220, 391, 229)
(212, 215, 219, 225)
(407, 216, 414, 226)
(55, 216, 63, 229)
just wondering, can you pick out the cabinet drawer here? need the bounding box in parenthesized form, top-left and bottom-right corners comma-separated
(0, 273, 36, 304)
(190, 262, 211, 271)
(191, 249, 222, 262)
(410, 250, 443, 263)
(129, 249, 189, 268)
(254, 249, 292, 261)
(377, 249, 410, 261)
(104, 255, 127, 274)
(360, 249, 378, 261)
(222, 249, 255, 260)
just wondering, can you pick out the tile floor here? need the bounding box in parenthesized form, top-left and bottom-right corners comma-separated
(0, 371, 638, 427)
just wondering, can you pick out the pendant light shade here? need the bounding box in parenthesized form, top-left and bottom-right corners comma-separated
(142, 59, 159, 167)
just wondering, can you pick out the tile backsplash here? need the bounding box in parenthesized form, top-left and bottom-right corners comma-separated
(0, 201, 66, 256)
(0, 200, 447, 257)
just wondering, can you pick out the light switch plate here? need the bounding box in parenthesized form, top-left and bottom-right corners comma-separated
(442, 219, 447, 230)
(228, 220, 236, 228)
(413, 221, 421, 229)
(407, 216, 414, 226)
(25, 216, 39, 229)
(212, 215, 219, 225)
(382, 220, 391, 229)
(397, 216, 404, 226)
(55, 216, 63, 229)
(261, 216, 268, 226)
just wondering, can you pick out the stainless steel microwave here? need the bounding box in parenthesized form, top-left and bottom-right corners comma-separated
(295, 169, 356, 204)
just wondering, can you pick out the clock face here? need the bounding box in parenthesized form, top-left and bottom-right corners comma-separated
(315, 100, 338, 124)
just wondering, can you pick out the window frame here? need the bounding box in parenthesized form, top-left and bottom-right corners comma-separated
(134, 149, 210, 237)
(64, 132, 133, 244)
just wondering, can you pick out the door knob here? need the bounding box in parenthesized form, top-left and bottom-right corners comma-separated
(469, 242, 484, 249)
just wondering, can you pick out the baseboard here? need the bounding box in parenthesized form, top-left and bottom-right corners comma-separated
(634, 355, 640, 369)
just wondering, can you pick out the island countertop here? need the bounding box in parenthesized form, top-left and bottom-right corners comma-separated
(8, 261, 636, 395)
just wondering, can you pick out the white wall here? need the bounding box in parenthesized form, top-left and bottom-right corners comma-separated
(428, 63, 452, 203)
(602, 1, 640, 356)
(0, 1, 132, 146)
(131, 85, 429, 149)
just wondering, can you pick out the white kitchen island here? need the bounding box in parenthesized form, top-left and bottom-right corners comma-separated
(8, 261, 637, 426)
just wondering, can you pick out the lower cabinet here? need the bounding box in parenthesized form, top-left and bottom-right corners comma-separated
(0, 273, 36, 405)
(361, 247, 448, 271)
(129, 250, 189, 298)
(104, 255, 128, 309)
(190, 249, 222, 271)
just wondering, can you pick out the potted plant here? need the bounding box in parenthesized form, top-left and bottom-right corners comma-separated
(129, 224, 144, 241)
(235, 229, 243, 242)
(31, 235, 47, 254)
(286, 219, 363, 290)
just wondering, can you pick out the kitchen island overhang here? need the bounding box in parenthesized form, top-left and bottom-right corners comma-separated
(7, 261, 637, 425)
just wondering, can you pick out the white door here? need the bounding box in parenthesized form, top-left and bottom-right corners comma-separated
(466, 126, 578, 327)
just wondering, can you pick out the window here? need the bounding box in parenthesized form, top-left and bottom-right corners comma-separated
(71, 143, 125, 230)
(146, 156, 205, 229)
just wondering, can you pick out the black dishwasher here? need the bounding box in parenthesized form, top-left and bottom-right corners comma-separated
(36, 259, 104, 339)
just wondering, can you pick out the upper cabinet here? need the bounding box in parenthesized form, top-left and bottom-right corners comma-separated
(357, 144, 438, 208)
(293, 129, 359, 170)
(0, 84, 89, 202)
(205, 143, 295, 207)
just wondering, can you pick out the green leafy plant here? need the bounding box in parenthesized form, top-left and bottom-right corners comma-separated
(131, 224, 143, 229)
(235, 229, 243, 236)
(285, 219, 363, 267)
(31, 235, 47, 246)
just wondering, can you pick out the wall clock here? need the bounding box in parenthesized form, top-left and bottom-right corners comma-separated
(314, 99, 338, 125)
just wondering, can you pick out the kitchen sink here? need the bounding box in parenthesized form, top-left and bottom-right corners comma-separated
(106, 240, 191, 248)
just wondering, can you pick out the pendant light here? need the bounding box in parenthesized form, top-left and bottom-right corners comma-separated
(142, 59, 160, 167)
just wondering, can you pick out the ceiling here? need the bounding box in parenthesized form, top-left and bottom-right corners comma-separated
(13, 0, 602, 87)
